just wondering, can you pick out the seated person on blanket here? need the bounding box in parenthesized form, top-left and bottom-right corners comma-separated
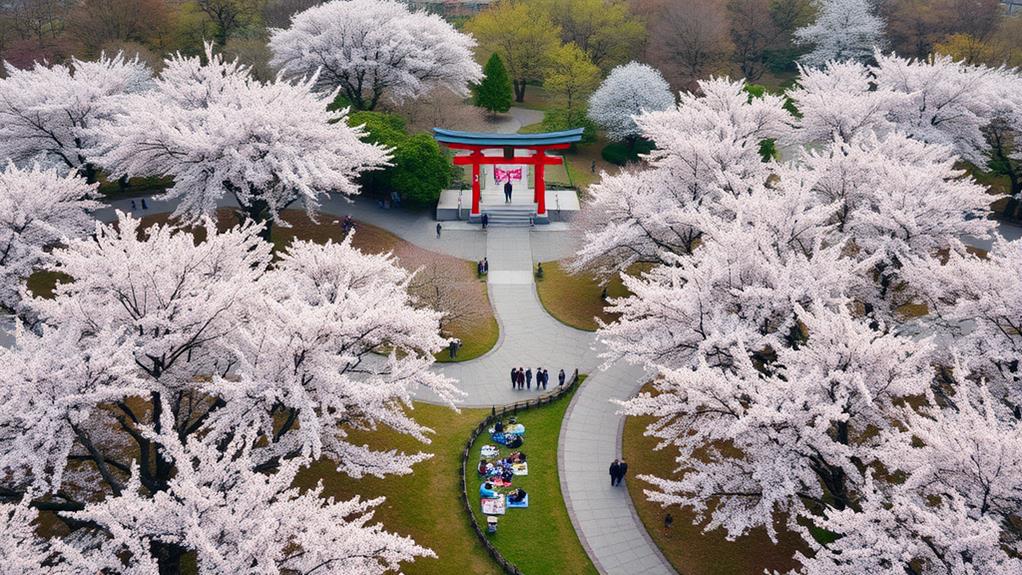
(506, 435, 523, 449)
(500, 467, 514, 482)
(478, 460, 491, 476)
(508, 488, 527, 504)
(479, 482, 499, 499)
(507, 451, 526, 463)
(494, 420, 504, 433)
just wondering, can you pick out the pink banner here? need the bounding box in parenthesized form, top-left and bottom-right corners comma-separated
(494, 167, 523, 183)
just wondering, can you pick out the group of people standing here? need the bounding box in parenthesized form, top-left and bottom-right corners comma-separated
(510, 367, 565, 391)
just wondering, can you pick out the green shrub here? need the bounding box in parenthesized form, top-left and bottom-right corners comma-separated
(601, 139, 654, 166)
(347, 111, 450, 205)
(390, 134, 451, 205)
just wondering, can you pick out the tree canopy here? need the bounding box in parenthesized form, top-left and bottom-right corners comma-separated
(269, 0, 482, 110)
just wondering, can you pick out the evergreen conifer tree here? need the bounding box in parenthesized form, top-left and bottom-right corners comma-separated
(474, 53, 513, 115)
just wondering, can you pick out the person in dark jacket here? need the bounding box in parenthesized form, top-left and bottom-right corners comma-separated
(504, 180, 513, 203)
(616, 459, 628, 486)
(558, 369, 566, 386)
(525, 368, 532, 390)
(482, 213, 489, 229)
(609, 459, 621, 486)
(511, 367, 517, 389)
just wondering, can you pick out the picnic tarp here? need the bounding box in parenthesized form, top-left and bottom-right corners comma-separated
(507, 493, 529, 508)
(482, 497, 506, 515)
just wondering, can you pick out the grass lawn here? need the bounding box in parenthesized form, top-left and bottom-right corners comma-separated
(468, 379, 597, 575)
(95, 175, 173, 200)
(534, 261, 630, 332)
(295, 402, 498, 575)
(25, 270, 71, 299)
(622, 385, 807, 575)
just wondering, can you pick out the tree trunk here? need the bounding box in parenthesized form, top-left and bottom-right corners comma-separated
(1001, 170, 1021, 220)
(513, 80, 526, 103)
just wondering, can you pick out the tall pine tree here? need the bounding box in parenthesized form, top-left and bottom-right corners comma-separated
(474, 53, 513, 116)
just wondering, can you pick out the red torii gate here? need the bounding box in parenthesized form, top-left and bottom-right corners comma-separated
(433, 128, 585, 220)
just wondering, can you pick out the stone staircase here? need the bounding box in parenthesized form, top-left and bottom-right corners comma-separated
(481, 204, 536, 227)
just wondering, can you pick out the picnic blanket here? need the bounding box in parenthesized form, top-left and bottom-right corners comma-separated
(511, 463, 528, 476)
(481, 497, 506, 515)
(506, 494, 529, 509)
(490, 432, 523, 447)
(480, 445, 500, 458)
(491, 477, 513, 488)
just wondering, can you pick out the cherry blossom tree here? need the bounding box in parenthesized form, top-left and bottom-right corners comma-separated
(621, 305, 935, 541)
(908, 240, 1022, 407)
(800, 132, 994, 319)
(794, 0, 885, 68)
(0, 500, 74, 575)
(801, 377, 1022, 575)
(0, 212, 458, 572)
(66, 433, 433, 574)
(587, 61, 675, 145)
(579, 59, 1022, 573)
(90, 45, 390, 239)
(268, 0, 482, 110)
(0, 52, 151, 182)
(786, 61, 899, 144)
(788, 53, 1015, 166)
(873, 52, 1015, 166)
(572, 77, 789, 277)
(0, 162, 99, 317)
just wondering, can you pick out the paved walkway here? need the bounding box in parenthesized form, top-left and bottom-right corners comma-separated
(560, 360, 675, 575)
(417, 227, 597, 407)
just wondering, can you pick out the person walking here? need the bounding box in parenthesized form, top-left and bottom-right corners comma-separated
(130, 199, 136, 211)
(558, 369, 566, 387)
(504, 180, 513, 203)
(511, 367, 517, 390)
(609, 459, 620, 487)
(525, 368, 532, 390)
(616, 459, 628, 486)
(591, 160, 596, 173)
(482, 213, 489, 230)
(517, 367, 525, 390)
(482, 258, 489, 274)
(664, 512, 674, 534)
(436, 223, 442, 238)
(542, 368, 549, 389)
(141, 198, 148, 210)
